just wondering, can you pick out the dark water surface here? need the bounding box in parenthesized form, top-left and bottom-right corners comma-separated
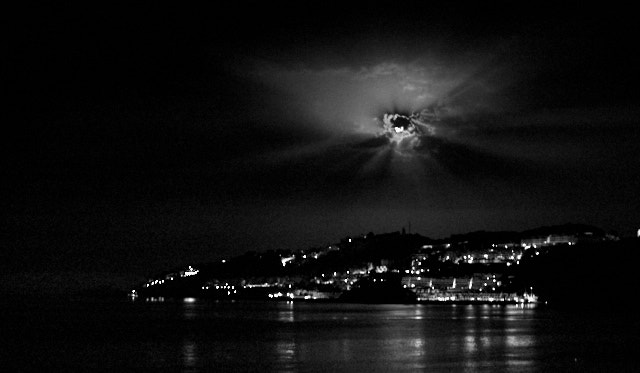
(2, 298, 639, 371)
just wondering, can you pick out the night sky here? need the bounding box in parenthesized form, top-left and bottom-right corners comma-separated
(3, 3, 639, 292)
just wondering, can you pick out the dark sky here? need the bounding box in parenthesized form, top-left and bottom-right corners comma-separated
(3, 2, 639, 291)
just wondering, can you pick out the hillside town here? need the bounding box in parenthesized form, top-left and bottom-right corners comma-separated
(134, 224, 623, 304)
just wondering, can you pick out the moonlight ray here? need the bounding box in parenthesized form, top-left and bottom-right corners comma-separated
(248, 55, 526, 182)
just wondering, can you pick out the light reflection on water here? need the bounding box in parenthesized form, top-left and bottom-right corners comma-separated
(277, 301, 295, 323)
(181, 338, 198, 370)
(182, 298, 199, 320)
(7, 300, 637, 371)
(261, 303, 542, 372)
(275, 339, 296, 371)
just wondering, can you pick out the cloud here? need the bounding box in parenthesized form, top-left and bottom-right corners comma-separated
(252, 53, 508, 138)
(225, 49, 534, 193)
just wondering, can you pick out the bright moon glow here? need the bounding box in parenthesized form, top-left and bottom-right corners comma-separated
(254, 59, 492, 137)
(251, 56, 512, 173)
(377, 110, 439, 155)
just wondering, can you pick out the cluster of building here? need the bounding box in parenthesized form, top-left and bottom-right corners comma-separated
(277, 245, 340, 268)
(135, 225, 616, 303)
(399, 227, 614, 303)
(196, 264, 383, 300)
(140, 265, 200, 290)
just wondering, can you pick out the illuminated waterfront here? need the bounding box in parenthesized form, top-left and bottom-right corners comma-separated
(3, 299, 638, 371)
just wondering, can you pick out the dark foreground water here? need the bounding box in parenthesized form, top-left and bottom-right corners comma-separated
(2, 298, 639, 372)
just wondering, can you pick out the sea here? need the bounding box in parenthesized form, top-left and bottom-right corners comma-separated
(2, 297, 639, 372)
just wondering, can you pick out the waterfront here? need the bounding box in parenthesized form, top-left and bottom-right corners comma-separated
(2, 298, 639, 371)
